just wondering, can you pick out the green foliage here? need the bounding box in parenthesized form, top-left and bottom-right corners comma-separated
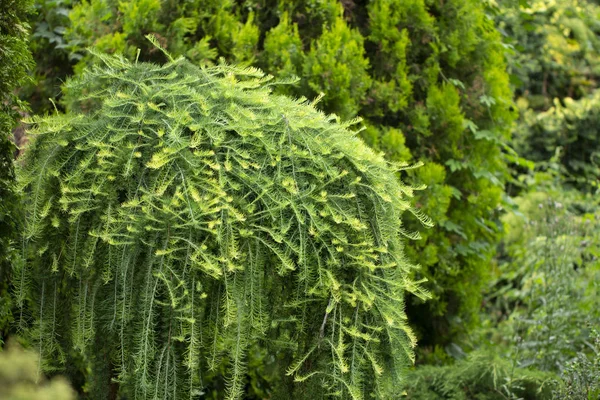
(0, 0, 34, 101)
(17, 47, 431, 399)
(66, 0, 163, 64)
(0, 340, 76, 400)
(261, 11, 303, 95)
(555, 329, 600, 400)
(18, 2, 519, 364)
(496, 0, 600, 195)
(402, 350, 558, 399)
(31, 0, 514, 348)
(513, 91, 600, 191)
(302, 7, 371, 120)
(497, 0, 600, 110)
(359, 0, 515, 346)
(483, 168, 600, 375)
(22, 0, 74, 113)
(0, 0, 34, 340)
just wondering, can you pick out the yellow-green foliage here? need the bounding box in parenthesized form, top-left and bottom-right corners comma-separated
(485, 170, 600, 373)
(497, 0, 600, 201)
(0, 341, 75, 400)
(303, 12, 371, 120)
(17, 47, 430, 400)
(28, 0, 515, 348)
(497, 0, 600, 110)
(261, 11, 303, 95)
(514, 90, 600, 191)
(402, 350, 558, 399)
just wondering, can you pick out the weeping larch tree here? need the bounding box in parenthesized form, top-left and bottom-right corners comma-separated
(15, 41, 431, 400)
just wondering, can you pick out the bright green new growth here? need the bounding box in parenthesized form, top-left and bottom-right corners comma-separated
(17, 45, 431, 399)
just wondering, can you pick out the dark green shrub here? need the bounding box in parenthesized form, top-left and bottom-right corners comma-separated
(0, 0, 34, 341)
(483, 169, 600, 376)
(28, 0, 515, 348)
(16, 46, 430, 399)
(356, 0, 514, 346)
(513, 92, 600, 191)
(403, 350, 558, 399)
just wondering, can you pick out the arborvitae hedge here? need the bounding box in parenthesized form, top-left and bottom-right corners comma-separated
(17, 46, 430, 400)
(0, 0, 34, 340)
(28, 0, 515, 348)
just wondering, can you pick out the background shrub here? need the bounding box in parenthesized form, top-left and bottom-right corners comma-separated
(497, 0, 600, 193)
(478, 167, 600, 396)
(403, 350, 558, 400)
(0, 340, 75, 400)
(17, 46, 429, 399)
(513, 90, 600, 191)
(497, 0, 600, 111)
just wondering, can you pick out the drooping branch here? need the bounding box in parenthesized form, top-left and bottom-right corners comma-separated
(18, 46, 431, 399)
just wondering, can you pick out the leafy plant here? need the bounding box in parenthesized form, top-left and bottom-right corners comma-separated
(358, 0, 514, 347)
(484, 167, 600, 375)
(16, 44, 431, 399)
(555, 328, 600, 400)
(497, 0, 600, 195)
(496, 0, 600, 111)
(513, 91, 600, 192)
(21, 0, 74, 113)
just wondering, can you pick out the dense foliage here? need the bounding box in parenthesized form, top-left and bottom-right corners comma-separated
(403, 350, 558, 399)
(514, 87, 600, 191)
(25, 0, 516, 348)
(22, 0, 73, 113)
(0, 0, 34, 340)
(497, 0, 600, 111)
(498, 0, 600, 191)
(488, 171, 600, 368)
(17, 46, 430, 399)
(555, 329, 600, 399)
(3, 0, 599, 399)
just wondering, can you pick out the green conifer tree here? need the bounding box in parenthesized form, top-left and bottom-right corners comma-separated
(17, 45, 431, 399)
